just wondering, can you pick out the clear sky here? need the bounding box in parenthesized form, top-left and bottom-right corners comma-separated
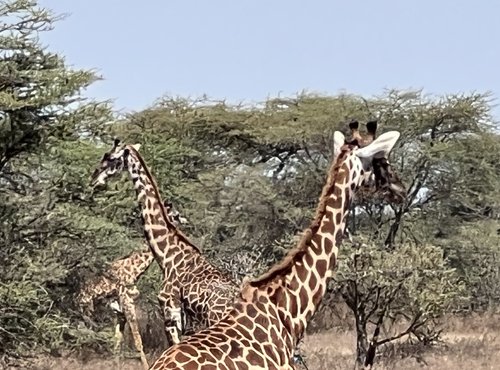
(39, 0, 499, 118)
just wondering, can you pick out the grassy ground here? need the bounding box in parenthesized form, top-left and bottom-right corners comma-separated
(301, 320, 500, 370)
(4, 314, 499, 370)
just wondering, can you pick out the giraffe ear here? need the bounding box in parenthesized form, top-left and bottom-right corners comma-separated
(356, 131, 400, 159)
(131, 144, 141, 151)
(333, 131, 345, 158)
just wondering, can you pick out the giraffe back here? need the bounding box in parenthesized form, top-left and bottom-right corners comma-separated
(76, 247, 154, 314)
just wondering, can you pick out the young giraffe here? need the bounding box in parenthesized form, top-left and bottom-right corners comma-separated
(75, 202, 185, 370)
(89, 141, 240, 348)
(150, 122, 406, 370)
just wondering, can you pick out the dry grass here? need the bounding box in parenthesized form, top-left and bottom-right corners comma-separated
(301, 313, 500, 370)
(3, 314, 499, 370)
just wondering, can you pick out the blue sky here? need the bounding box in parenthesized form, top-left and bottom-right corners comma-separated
(39, 0, 499, 118)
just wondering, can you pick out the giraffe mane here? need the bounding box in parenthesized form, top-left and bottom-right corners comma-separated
(246, 147, 352, 287)
(128, 146, 202, 254)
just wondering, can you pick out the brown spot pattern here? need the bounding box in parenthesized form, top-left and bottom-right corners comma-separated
(149, 134, 402, 369)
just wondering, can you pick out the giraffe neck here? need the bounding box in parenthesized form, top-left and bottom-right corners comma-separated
(112, 247, 155, 284)
(244, 149, 360, 347)
(125, 149, 199, 269)
(76, 248, 155, 312)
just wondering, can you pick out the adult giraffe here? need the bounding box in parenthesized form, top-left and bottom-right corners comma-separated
(150, 121, 406, 369)
(90, 141, 239, 348)
(75, 202, 185, 370)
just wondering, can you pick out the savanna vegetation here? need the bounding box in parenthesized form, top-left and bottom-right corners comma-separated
(1, 1, 499, 369)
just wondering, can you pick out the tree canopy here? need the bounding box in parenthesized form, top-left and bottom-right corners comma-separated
(1, 1, 499, 366)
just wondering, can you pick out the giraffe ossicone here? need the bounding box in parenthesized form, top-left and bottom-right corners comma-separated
(150, 121, 406, 370)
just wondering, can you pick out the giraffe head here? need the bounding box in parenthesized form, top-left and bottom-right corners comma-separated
(334, 120, 406, 203)
(90, 138, 141, 188)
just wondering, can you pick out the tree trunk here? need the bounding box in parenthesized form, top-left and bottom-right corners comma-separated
(384, 208, 403, 248)
(355, 313, 368, 367)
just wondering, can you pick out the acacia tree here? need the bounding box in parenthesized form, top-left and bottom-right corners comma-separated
(2, 17, 498, 364)
(0, 0, 116, 355)
(114, 92, 499, 367)
(328, 92, 500, 366)
(332, 241, 463, 366)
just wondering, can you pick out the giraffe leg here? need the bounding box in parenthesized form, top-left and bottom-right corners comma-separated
(120, 288, 149, 370)
(158, 290, 184, 345)
(124, 307, 149, 369)
(113, 320, 123, 369)
(292, 335, 309, 370)
(163, 306, 183, 344)
(126, 314, 149, 369)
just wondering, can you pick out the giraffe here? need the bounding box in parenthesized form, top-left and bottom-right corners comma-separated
(89, 140, 240, 349)
(149, 121, 407, 370)
(76, 202, 185, 370)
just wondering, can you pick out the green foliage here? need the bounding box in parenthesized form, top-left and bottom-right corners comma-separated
(102, 91, 498, 364)
(440, 220, 500, 310)
(0, 0, 115, 354)
(332, 240, 464, 364)
(337, 242, 463, 318)
(1, 2, 499, 361)
(0, 0, 100, 170)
